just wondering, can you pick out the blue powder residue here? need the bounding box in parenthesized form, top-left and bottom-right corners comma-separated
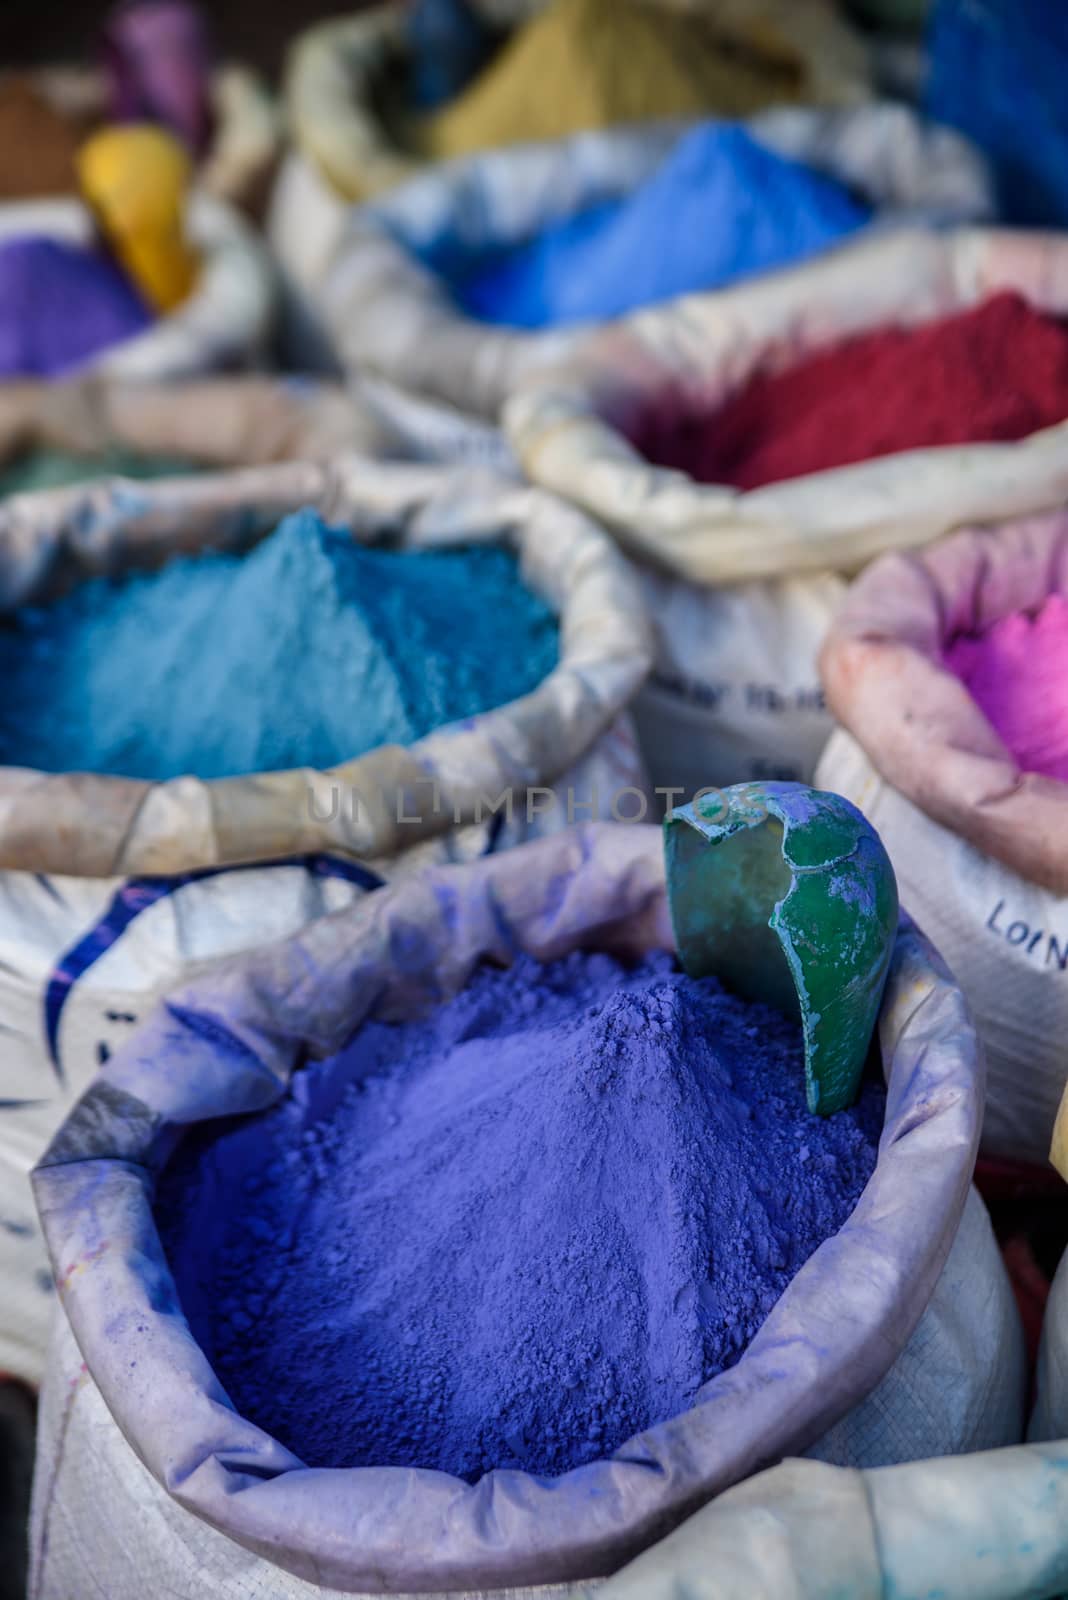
(0, 508, 558, 780)
(0, 235, 152, 377)
(155, 949, 884, 1479)
(452, 123, 872, 329)
(408, 0, 499, 110)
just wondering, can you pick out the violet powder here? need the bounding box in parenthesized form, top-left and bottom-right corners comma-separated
(156, 949, 884, 1480)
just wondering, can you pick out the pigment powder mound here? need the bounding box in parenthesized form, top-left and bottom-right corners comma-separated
(0, 236, 153, 379)
(0, 508, 558, 781)
(945, 593, 1068, 785)
(453, 123, 870, 330)
(632, 292, 1068, 489)
(423, 0, 807, 161)
(155, 950, 884, 1480)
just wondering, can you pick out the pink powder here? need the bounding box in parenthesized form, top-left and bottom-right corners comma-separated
(945, 593, 1068, 783)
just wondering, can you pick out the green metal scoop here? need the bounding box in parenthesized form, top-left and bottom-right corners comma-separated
(664, 782, 899, 1115)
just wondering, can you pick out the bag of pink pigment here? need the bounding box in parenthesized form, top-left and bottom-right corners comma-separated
(0, 459, 651, 1393)
(29, 817, 1022, 1597)
(506, 226, 1068, 800)
(817, 508, 1068, 1163)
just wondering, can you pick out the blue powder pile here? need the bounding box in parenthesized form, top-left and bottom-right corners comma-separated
(0, 508, 558, 780)
(452, 123, 872, 329)
(156, 949, 884, 1479)
(0, 235, 152, 377)
(408, 0, 499, 111)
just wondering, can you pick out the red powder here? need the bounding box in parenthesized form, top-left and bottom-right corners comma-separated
(945, 592, 1068, 785)
(633, 292, 1068, 489)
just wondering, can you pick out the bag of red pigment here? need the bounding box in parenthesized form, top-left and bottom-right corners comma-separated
(29, 821, 1022, 1597)
(817, 508, 1068, 1164)
(506, 227, 1068, 799)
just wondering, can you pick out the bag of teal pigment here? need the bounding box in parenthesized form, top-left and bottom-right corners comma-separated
(0, 507, 557, 780)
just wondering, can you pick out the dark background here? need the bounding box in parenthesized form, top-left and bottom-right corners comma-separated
(2, 1, 371, 77)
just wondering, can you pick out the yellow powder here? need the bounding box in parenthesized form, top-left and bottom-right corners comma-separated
(422, 0, 808, 161)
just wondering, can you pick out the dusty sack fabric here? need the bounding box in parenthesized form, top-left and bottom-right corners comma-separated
(0, 375, 403, 472)
(0, 858, 379, 1390)
(816, 510, 1068, 1162)
(1032, 1246, 1068, 1447)
(29, 822, 1021, 1597)
(0, 192, 274, 377)
(0, 373, 518, 477)
(506, 226, 1068, 793)
(318, 103, 992, 422)
(583, 1441, 1068, 1599)
(0, 459, 651, 877)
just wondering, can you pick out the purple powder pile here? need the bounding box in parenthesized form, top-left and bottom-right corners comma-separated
(0, 235, 152, 377)
(156, 949, 884, 1480)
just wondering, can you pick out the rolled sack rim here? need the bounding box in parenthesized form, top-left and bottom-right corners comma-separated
(0, 458, 654, 877)
(504, 226, 1068, 586)
(32, 822, 982, 1593)
(818, 507, 1068, 898)
(322, 102, 992, 421)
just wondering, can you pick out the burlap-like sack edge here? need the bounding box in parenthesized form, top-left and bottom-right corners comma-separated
(506, 227, 1068, 586)
(0, 459, 652, 877)
(321, 103, 991, 420)
(0, 190, 275, 378)
(32, 821, 980, 1592)
(23, 63, 281, 215)
(0, 375, 398, 472)
(818, 508, 1068, 896)
(284, 0, 873, 207)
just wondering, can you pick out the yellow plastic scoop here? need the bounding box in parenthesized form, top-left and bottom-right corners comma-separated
(77, 123, 199, 313)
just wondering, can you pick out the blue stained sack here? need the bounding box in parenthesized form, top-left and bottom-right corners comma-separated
(927, 0, 1068, 227)
(453, 123, 872, 330)
(0, 507, 558, 781)
(407, 0, 500, 111)
(0, 235, 152, 377)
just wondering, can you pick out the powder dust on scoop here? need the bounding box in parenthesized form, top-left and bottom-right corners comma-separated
(155, 948, 884, 1480)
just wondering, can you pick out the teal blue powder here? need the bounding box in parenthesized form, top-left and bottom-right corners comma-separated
(0, 508, 559, 781)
